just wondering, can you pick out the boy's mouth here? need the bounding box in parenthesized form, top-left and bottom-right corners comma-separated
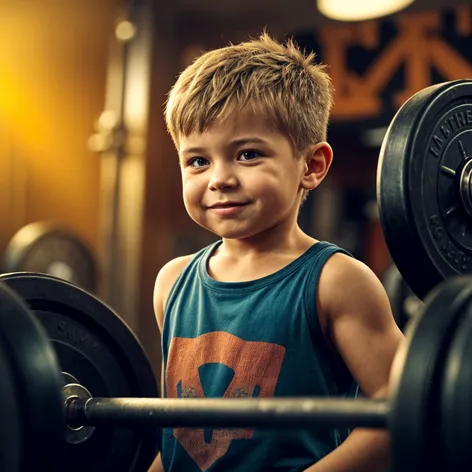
(208, 201, 249, 216)
(208, 201, 248, 209)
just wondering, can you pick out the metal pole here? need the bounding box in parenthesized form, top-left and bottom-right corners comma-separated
(67, 397, 389, 429)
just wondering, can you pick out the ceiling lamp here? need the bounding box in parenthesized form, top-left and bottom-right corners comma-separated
(317, 0, 415, 21)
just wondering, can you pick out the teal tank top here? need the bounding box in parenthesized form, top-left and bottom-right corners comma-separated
(161, 240, 356, 471)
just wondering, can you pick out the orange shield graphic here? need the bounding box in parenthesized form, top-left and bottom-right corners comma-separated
(166, 331, 286, 470)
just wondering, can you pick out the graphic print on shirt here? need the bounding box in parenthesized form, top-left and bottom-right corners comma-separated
(166, 331, 286, 471)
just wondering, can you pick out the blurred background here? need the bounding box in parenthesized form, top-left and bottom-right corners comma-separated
(0, 0, 470, 378)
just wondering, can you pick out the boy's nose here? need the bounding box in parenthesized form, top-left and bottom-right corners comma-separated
(208, 166, 239, 191)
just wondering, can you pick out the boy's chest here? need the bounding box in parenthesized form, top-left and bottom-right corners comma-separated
(163, 289, 314, 400)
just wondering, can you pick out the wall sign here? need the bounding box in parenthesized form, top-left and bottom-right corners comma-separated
(295, 6, 472, 126)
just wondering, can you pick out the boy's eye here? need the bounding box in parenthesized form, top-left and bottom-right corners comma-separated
(188, 157, 208, 168)
(238, 150, 261, 161)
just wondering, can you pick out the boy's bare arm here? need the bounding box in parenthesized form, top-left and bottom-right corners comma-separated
(304, 254, 404, 472)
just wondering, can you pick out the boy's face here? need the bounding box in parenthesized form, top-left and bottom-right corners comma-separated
(178, 109, 320, 240)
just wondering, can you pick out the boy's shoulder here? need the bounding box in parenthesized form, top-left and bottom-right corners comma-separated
(155, 253, 196, 294)
(320, 251, 380, 293)
(155, 241, 218, 296)
(160, 253, 197, 276)
(153, 254, 196, 329)
(318, 251, 390, 320)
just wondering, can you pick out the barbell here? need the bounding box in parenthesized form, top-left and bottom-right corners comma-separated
(0, 271, 471, 472)
(2, 78, 472, 472)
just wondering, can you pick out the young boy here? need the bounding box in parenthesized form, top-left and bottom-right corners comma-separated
(149, 33, 403, 472)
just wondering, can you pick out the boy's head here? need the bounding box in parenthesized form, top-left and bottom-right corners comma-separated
(164, 34, 334, 239)
(165, 33, 334, 157)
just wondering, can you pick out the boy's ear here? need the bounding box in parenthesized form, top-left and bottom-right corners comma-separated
(300, 142, 333, 191)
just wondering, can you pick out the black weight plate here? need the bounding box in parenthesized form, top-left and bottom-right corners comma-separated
(388, 276, 472, 472)
(0, 272, 159, 472)
(3, 222, 98, 294)
(383, 264, 423, 331)
(440, 278, 472, 471)
(377, 80, 472, 299)
(0, 341, 20, 472)
(0, 280, 64, 472)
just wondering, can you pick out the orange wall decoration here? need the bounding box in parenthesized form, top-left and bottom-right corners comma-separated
(297, 6, 472, 123)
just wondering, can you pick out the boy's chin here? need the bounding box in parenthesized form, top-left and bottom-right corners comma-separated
(209, 229, 262, 241)
(195, 223, 253, 240)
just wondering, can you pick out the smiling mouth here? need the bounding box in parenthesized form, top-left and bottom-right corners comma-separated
(208, 202, 248, 216)
(209, 202, 248, 209)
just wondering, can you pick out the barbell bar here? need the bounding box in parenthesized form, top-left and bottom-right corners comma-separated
(65, 396, 389, 429)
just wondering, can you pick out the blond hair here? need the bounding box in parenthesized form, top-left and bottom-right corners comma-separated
(165, 33, 334, 156)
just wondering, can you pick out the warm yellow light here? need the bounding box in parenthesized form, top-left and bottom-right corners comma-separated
(115, 21, 136, 42)
(317, 0, 415, 21)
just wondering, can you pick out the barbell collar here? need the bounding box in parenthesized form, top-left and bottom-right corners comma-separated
(66, 396, 389, 429)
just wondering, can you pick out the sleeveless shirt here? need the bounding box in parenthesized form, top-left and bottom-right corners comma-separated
(161, 240, 356, 471)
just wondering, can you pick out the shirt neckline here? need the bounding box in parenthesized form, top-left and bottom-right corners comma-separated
(198, 240, 329, 293)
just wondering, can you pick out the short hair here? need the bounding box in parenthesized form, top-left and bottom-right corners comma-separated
(165, 33, 334, 156)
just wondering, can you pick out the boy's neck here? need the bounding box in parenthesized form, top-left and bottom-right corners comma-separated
(220, 225, 314, 257)
(207, 226, 318, 283)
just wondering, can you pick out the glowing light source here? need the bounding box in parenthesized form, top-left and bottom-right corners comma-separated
(317, 0, 415, 21)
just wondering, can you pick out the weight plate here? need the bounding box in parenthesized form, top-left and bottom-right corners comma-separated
(3, 222, 98, 293)
(0, 272, 159, 472)
(0, 341, 20, 472)
(440, 278, 472, 471)
(388, 276, 472, 472)
(377, 80, 472, 299)
(383, 264, 423, 331)
(0, 280, 64, 472)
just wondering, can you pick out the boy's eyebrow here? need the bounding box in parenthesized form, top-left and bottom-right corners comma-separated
(180, 146, 206, 156)
(180, 137, 269, 156)
(228, 137, 269, 147)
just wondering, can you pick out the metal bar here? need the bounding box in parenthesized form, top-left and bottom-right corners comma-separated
(66, 397, 389, 429)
